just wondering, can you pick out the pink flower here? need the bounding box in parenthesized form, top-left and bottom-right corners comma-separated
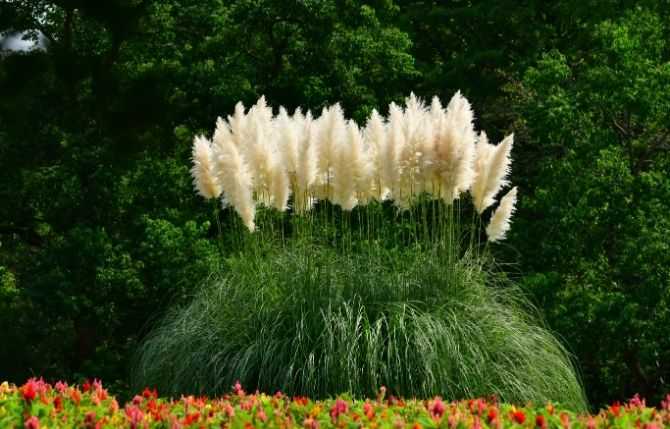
(628, 393, 645, 409)
(429, 397, 446, 420)
(256, 408, 268, 422)
(24, 416, 39, 429)
(224, 403, 235, 418)
(662, 394, 670, 411)
(303, 417, 319, 429)
(233, 380, 245, 396)
(472, 416, 482, 429)
(330, 399, 349, 421)
(125, 405, 145, 429)
(586, 416, 596, 429)
(55, 381, 68, 393)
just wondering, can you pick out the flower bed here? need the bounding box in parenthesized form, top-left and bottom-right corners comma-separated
(1, 379, 668, 428)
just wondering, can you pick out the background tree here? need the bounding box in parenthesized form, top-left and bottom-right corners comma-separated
(1, 0, 668, 407)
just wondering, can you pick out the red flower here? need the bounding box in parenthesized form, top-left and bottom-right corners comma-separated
(535, 414, 547, 429)
(363, 402, 375, 420)
(511, 409, 526, 424)
(70, 388, 81, 405)
(330, 399, 349, 422)
(82, 380, 91, 392)
(22, 382, 36, 402)
(559, 412, 570, 429)
(53, 396, 63, 412)
(609, 402, 621, 417)
(84, 411, 97, 429)
(293, 396, 309, 406)
(487, 407, 498, 423)
(429, 397, 446, 420)
(142, 387, 158, 399)
(24, 416, 39, 429)
(182, 412, 200, 425)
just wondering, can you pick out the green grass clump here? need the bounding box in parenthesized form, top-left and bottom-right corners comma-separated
(132, 229, 587, 410)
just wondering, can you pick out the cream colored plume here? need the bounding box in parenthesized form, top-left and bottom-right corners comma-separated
(191, 135, 222, 199)
(294, 111, 318, 213)
(486, 186, 518, 242)
(193, 91, 519, 238)
(213, 132, 256, 231)
(382, 102, 405, 202)
(316, 104, 346, 199)
(227, 102, 247, 147)
(277, 107, 300, 175)
(363, 109, 387, 200)
(472, 132, 514, 214)
(396, 93, 425, 207)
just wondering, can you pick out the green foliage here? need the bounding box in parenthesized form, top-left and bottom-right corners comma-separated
(133, 212, 586, 410)
(506, 8, 670, 406)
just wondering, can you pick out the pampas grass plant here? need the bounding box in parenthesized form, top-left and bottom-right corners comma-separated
(133, 243, 586, 410)
(140, 92, 588, 410)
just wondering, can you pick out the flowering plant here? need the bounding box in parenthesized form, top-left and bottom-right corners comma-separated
(191, 93, 516, 243)
(1, 380, 668, 428)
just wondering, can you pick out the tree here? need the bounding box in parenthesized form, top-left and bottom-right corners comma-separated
(507, 8, 670, 406)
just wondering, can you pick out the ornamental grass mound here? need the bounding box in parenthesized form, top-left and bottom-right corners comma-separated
(133, 241, 586, 410)
(134, 92, 586, 411)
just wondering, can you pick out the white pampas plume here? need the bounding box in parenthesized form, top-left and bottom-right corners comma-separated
(331, 121, 363, 210)
(472, 132, 514, 213)
(294, 110, 318, 212)
(315, 104, 346, 199)
(191, 135, 222, 199)
(363, 109, 387, 200)
(397, 93, 426, 205)
(381, 102, 405, 201)
(243, 97, 277, 206)
(227, 102, 247, 147)
(429, 96, 443, 122)
(432, 91, 476, 203)
(277, 107, 300, 175)
(269, 158, 290, 211)
(486, 186, 518, 242)
(416, 114, 436, 193)
(449, 92, 476, 196)
(214, 132, 256, 231)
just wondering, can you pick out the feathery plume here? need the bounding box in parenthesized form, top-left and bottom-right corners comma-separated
(213, 129, 256, 231)
(382, 102, 405, 202)
(397, 93, 426, 205)
(315, 104, 346, 200)
(331, 121, 362, 210)
(363, 109, 387, 200)
(472, 132, 514, 213)
(191, 135, 222, 199)
(227, 102, 247, 147)
(486, 186, 518, 242)
(432, 91, 476, 203)
(294, 111, 318, 213)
